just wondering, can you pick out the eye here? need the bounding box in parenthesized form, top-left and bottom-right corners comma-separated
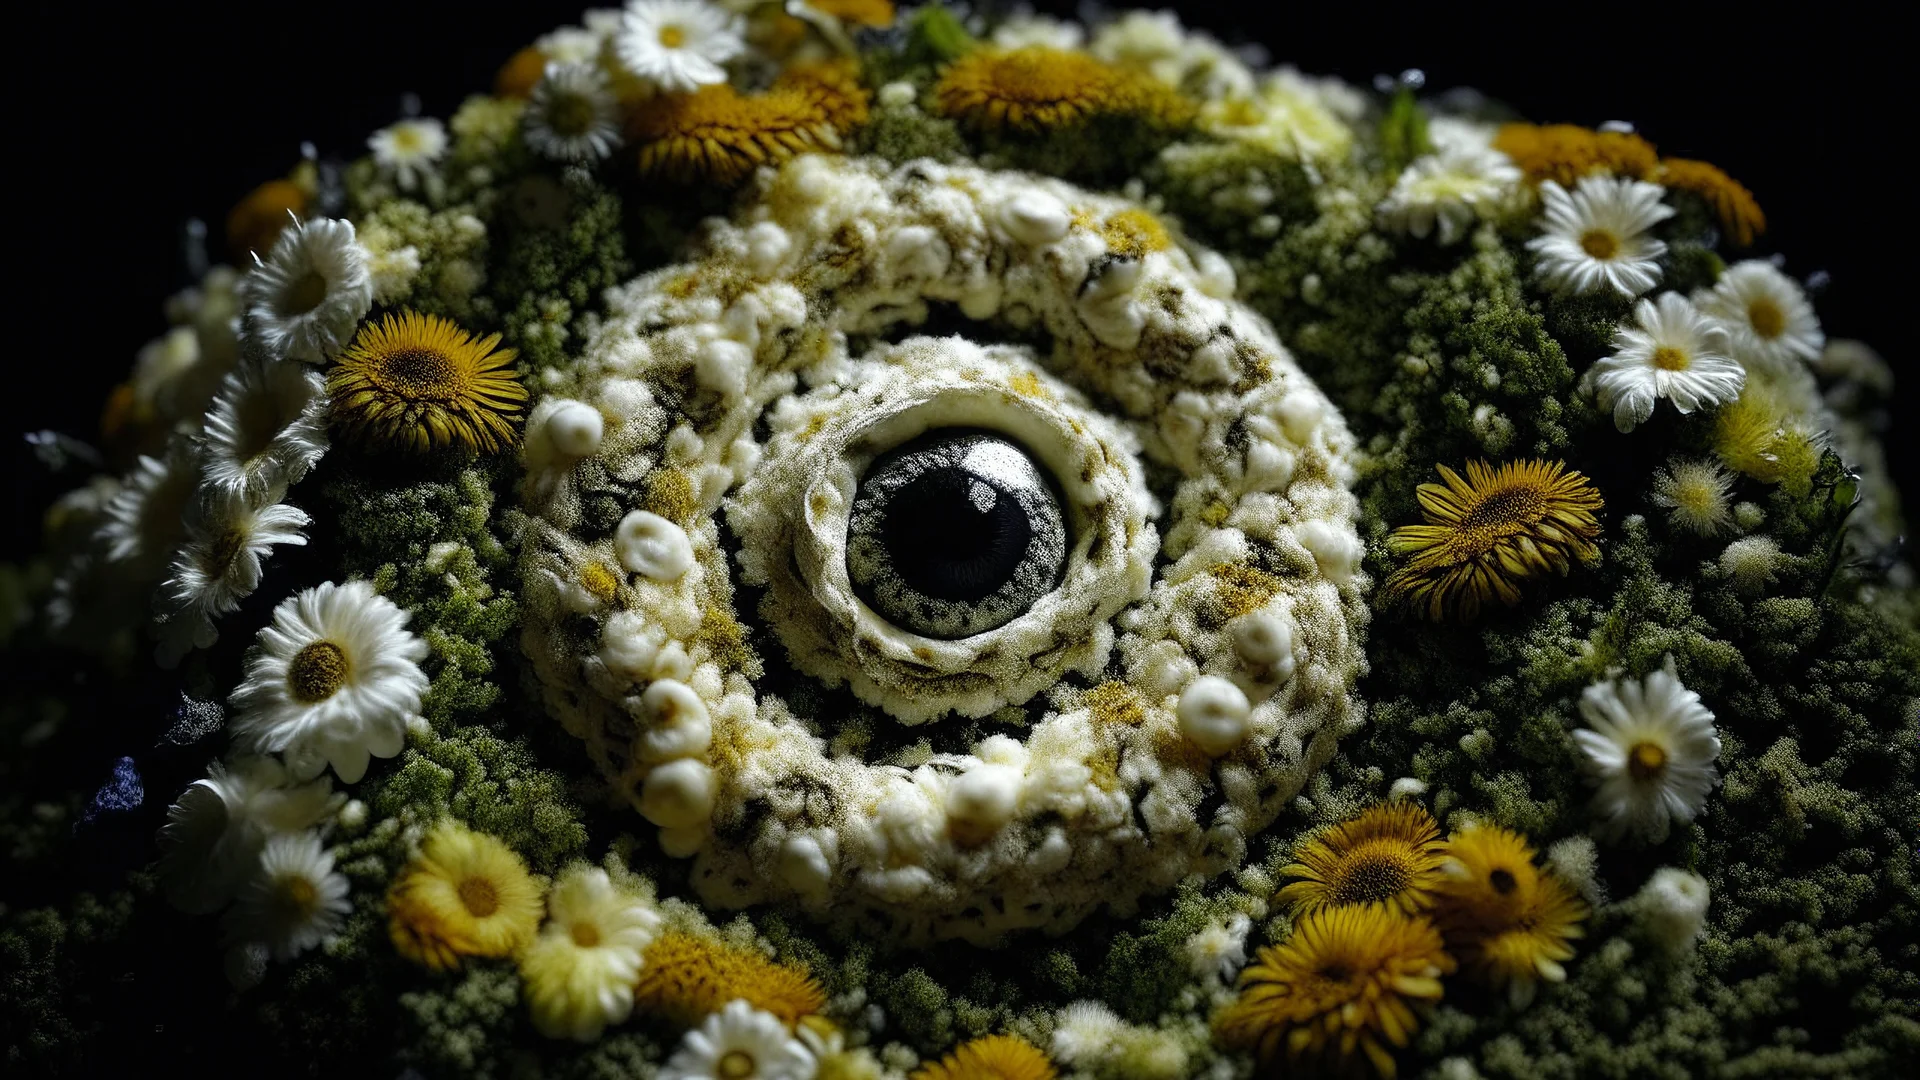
(847, 429, 1067, 639)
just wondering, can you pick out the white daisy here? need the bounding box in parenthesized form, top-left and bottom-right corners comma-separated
(368, 118, 449, 191)
(616, 0, 744, 93)
(153, 490, 311, 667)
(158, 756, 340, 915)
(198, 357, 329, 502)
(1695, 259, 1824, 371)
(1573, 659, 1721, 845)
(524, 62, 624, 164)
(1527, 175, 1674, 297)
(1589, 291, 1745, 432)
(229, 580, 431, 784)
(660, 999, 817, 1080)
(222, 830, 352, 960)
(239, 217, 374, 365)
(96, 437, 200, 570)
(519, 865, 664, 1041)
(1378, 141, 1522, 245)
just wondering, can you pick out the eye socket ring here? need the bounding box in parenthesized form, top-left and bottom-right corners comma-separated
(732, 335, 1154, 725)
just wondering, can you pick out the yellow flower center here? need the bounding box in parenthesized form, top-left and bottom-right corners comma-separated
(580, 562, 622, 603)
(659, 25, 687, 48)
(458, 876, 501, 918)
(549, 92, 597, 136)
(206, 528, 248, 571)
(1329, 850, 1414, 907)
(287, 640, 350, 703)
(718, 1050, 757, 1080)
(1628, 740, 1668, 780)
(372, 347, 462, 401)
(283, 270, 330, 315)
(1463, 485, 1546, 534)
(393, 127, 423, 152)
(1489, 868, 1518, 895)
(1579, 229, 1620, 259)
(1747, 298, 1786, 339)
(1316, 961, 1355, 985)
(1652, 346, 1691, 371)
(273, 874, 321, 921)
(570, 920, 602, 948)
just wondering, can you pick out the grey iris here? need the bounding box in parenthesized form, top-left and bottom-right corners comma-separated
(847, 429, 1068, 639)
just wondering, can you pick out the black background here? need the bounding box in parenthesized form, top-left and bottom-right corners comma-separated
(6, 1, 1910, 556)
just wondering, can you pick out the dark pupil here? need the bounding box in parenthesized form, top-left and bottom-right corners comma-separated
(847, 428, 1068, 640)
(881, 467, 1033, 601)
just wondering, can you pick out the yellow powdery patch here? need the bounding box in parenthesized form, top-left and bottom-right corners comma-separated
(632, 930, 827, 1027)
(934, 47, 1195, 133)
(1100, 208, 1172, 257)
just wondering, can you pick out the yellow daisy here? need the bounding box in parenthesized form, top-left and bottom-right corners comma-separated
(1277, 802, 1448, 916)
(629, 84, 844, 187)
(909, 1034, 1056, 1080)
(933, 47, 1194, 134)
(772, 56, 872, 134)
(1429, 822, 1542, 932)
(1492, 123, 1659, 186)
(227, 176, 311, 260)
(328, 311, 529, 455)
(632, 930, 827, 1027)
(495, 45, 549, 100)
(388, 820, 544, 970)
(1214, 905, 1455, 1079)
(1383, 459, 1604, 622)
(1658, 157, 1765, 248)
(1431, 823, 1589, 1009)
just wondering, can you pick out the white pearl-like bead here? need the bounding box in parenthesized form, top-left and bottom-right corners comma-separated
(779, 832, 835, 894)
(615, 510, 693, 580)
(946, 763, 1022, 845)
(1231, 612, 1296, 680)
(1001, 191, 1070, 246)
(635, 679, 713, 763)
(639, 758, 715, 829)
(1177, 675, 1253, 756)
(546, 400, 604, 457)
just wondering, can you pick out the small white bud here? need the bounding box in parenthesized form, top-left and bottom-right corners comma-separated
(1177, 675, 1252, 756)
(1001, 191, 1070, 246)
(639, 759, 715, 829)
(615, 510, 693, 580)
(1634, 867, 1711, 955)
(546, 399, 604, 457)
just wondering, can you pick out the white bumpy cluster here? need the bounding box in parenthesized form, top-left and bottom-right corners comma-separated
(517, 155, 1367, 943)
